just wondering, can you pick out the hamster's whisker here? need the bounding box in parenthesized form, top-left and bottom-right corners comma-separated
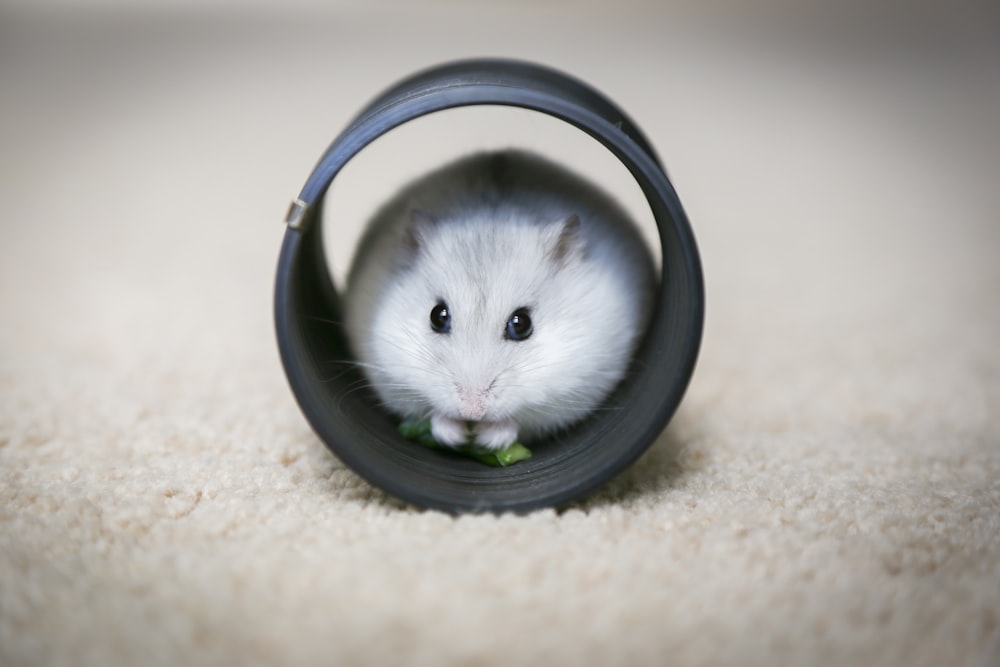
(332, 377, 375, 396)
(399, 331, 444, 367)
(307, 315, 349, 328)
(387, 339, 451, 384)
(319, 363, 370, 384)
(351, 358, 432, 380)
(510, 352, 627, 374)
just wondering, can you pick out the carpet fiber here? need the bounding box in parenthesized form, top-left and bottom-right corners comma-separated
(2, 3, 999, 665)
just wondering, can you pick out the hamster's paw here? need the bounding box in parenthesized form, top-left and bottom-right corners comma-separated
(474, 419, 519, 450)
(430, 414, 470, 447)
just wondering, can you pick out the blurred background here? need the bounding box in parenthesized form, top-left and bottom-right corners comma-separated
(1, 1, 999, 664)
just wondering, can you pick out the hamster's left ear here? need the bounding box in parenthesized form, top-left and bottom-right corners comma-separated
(402, 208, 437, 255)
(546, 214, 584, 266)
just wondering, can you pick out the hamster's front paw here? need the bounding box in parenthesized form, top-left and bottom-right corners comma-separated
(430, 414, 470, 447)
(474, 419, 519, 450)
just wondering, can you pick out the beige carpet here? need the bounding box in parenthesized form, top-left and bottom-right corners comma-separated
(2, 2, 999, 665)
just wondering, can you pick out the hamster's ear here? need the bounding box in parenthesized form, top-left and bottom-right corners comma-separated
(402, 208, 437, 255)
(546, 214, 584, 267)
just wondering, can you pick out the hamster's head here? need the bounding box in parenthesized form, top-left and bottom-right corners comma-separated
(364, 209, 641, 446)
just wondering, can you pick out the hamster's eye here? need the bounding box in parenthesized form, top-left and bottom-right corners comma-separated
(504, 308, 533, 341)
(429, 302, 451, 333)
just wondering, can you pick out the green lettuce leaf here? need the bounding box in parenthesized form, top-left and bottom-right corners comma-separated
(397, 419, 532, 467)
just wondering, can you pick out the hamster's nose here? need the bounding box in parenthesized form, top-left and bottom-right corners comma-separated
(455, 383, 491, 421)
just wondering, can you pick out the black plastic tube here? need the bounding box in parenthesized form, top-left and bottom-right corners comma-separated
(274, 58, 704, 513)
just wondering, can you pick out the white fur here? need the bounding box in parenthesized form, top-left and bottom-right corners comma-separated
(344, 150, 655, 449)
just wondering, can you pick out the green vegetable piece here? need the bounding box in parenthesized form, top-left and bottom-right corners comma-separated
(493, 442, 532, 466)
(398, 419, 433, 440)
(396, 419, 532, 467)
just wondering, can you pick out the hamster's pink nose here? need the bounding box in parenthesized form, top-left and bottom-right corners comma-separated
(455, 384, 490, 421)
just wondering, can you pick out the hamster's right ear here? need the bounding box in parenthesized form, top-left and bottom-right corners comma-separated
(402, 208, 438, 255)
(547, 214, 585, 267)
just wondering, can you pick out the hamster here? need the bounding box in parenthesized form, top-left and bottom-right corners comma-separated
(343, 149, 655, 450)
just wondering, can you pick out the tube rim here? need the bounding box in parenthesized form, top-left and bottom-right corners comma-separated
(274, 58, 703, 513)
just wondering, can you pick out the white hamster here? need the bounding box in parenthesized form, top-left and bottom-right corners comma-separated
(343, 150, 655, 450)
